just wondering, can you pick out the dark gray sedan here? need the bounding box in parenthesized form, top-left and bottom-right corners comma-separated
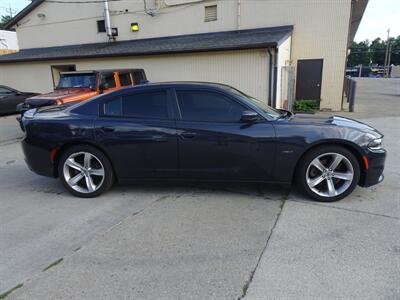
(0, 85, 38, 115)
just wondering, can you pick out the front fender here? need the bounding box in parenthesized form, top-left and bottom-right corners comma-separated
(272, 123, 367, 183)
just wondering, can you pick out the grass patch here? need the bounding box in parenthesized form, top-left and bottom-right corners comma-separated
(42, 258, 63, 272)
(0, 283, 23, 299)
(293, 99, 320, 112)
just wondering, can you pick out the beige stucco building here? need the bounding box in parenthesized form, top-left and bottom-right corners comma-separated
(0, 0, 367, 110)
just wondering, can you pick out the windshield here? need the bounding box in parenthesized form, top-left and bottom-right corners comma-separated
(57, 73, 97, 89)
(226, 87, 282, 119)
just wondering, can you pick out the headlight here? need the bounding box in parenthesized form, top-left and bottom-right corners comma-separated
(368, 138, 383, 151)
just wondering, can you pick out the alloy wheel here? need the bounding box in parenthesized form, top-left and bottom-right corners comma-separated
(306, 152, 354, 198)
(63, 152, 105, 194)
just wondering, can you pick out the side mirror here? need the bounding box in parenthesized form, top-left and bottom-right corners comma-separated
(241, 110, 259, 123)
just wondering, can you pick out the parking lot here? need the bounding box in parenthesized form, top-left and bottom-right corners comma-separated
(0, 78, 399, 299)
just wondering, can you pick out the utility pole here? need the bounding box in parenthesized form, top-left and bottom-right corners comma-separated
(5, 4, 16, 17)
(387, 42, 392, 77)
(384, 29, 390, 78)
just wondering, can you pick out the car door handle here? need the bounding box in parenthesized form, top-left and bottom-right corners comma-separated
(101, 126, 115, 132)
(180, 132, 197, 139)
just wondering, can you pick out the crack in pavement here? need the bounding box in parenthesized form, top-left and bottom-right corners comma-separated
(0, 138, 22, 147)
(288, 198, 400, 221)
(237, 191, 289, 300)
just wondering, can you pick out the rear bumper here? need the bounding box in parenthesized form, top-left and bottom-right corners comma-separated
(21, 139, 56, 178)
(359, 149, 386, 187)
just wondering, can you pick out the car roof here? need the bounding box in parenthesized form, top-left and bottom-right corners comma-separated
(96, 81, 239, 98)
(60, 69, 144, 75)
(132, 81, 237, 91)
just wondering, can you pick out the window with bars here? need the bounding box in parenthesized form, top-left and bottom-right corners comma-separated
(204, 5, 217, 22)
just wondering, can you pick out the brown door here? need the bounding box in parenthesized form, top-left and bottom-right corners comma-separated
(295, 59, 323, 100)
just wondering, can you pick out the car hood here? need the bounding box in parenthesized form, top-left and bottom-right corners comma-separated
(26, 88, 93, 102)
(287, 113, 383, 138)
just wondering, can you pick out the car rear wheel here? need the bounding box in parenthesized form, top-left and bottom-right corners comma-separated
(296, 146, 360, 202)
(58, 145, 114, 197)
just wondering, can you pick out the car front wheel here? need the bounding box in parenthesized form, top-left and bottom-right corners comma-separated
(297, 146, 360, 202)
(58, 145, 114, 197)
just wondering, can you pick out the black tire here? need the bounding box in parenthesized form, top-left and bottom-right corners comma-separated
(58, 145, 114, 198)
(296, 145, 360, 202)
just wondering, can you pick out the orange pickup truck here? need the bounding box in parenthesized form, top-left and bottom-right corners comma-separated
(17, 69, 146, 113)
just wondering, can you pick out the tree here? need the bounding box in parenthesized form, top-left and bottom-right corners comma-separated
(348, 40, 371, 66)
(348, 36, 400, 67)
(0, 15, 12, 30)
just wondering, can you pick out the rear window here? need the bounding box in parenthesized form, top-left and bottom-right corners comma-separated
(103, 91, 169, 119)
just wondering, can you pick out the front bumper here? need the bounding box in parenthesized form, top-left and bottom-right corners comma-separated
(359, 149, 386, 187)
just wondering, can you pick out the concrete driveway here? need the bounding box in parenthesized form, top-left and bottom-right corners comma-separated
(0, 78, 399, 299)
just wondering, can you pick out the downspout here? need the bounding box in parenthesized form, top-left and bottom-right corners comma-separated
(237, 0, 241, 30)
(103, 0, 113, 41)
(342, 0, 355, 110)
(267, 49, 273, 106)
(272, 48, 278, 108)
(143, 0, 155, 17)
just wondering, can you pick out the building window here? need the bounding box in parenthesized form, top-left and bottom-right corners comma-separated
(97, 20, 106, 33)
(204, 5, 217, 22)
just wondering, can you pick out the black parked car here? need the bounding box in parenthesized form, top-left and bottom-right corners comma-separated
(20, 82, 386, 201)
(0, 85, 38, 115)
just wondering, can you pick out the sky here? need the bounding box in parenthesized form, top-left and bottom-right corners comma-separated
(0, 0, 399, 41)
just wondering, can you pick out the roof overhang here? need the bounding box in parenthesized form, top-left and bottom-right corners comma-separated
(0, 26, 293, 63)
(348, 0, 369, 46)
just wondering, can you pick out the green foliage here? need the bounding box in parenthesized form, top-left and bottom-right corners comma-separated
(0, 15, 12, 30)
(294, 100, 320, 112)
(348, 36, 400, 67)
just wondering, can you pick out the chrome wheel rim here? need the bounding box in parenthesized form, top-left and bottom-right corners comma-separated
(306, 152, 354, 198)
(63, 152, 105, 194)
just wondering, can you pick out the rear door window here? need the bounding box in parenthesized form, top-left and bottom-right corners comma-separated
(104, 97, 122, 116)
(103, 91, 169, 120)
(176, 90, 246, 122)
(123, 91, 168, 119)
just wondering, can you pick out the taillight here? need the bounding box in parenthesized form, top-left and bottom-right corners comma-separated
(55, 99, 63, 106)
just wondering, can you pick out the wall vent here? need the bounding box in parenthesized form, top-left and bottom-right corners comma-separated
(204, 5, 217, 22)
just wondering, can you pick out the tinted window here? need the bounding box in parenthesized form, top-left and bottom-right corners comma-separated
(119, 73, 132, 86)
(123, 92, 168, 119)
(104, 97, 122, 116)
(0, 87, 13, 94)
(104, 92, 169, 119)
(101, 73, 116, 88)
(176, 91, 245, 122)
(132, 71, 145, 85)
